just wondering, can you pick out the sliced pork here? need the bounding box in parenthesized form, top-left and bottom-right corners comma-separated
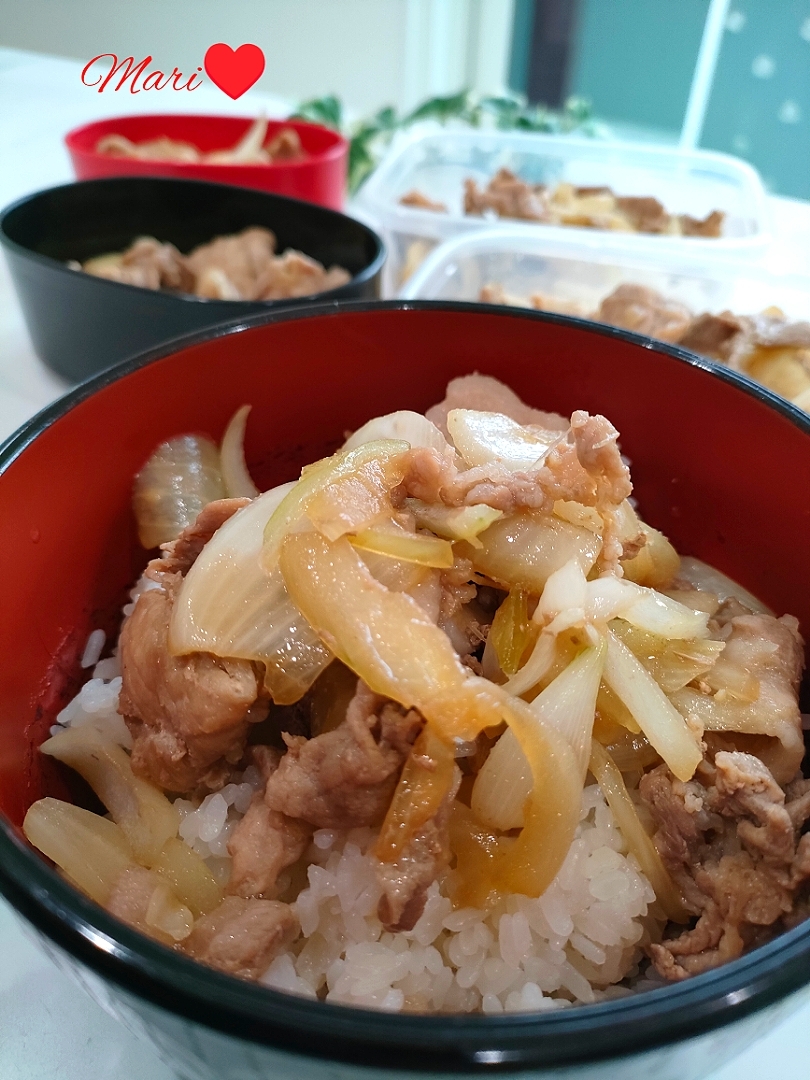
(263, 682, 423, 829)
(377, 765, 461, 932)
(120, 501, 260, 792)
(640, 751, 810, 980)
(183, 896, 299, 980)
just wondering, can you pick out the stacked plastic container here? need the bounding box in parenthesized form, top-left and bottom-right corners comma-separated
(356, 128, 809, 325)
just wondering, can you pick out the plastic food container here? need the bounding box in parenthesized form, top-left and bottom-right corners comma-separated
(400, 227, 810, 322)
(65, 115, 348, 210)
(357, 130, 771, 294)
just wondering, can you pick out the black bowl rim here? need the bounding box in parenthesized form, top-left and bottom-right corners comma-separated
(1, 299, 810, 1074)
(0, 175, 386, 309)
(63, 112, 349, 171)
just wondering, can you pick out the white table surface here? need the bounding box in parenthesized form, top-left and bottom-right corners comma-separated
(2, 46, 810, 1080)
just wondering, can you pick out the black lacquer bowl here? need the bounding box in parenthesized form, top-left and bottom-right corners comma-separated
(1, 301, 809, 1080)
(0, 176, 385, 382)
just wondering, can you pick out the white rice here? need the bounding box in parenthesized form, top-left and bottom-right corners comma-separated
(54, 621, 662, 1014)
(261, 786, 657, 1013)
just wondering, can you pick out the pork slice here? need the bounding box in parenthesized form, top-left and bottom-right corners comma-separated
(425, 374, 568, 436)
(403, 412, 629, 514)
(399, 189, 448, 213)
(677, 311, 743, 362)
(119, 581, 258, 792)
(377, 765, 462, 932)
(596, 283, 693, 343)
(649, 850, 793, 979)
(641, 747, 810, 981)
(226, 793, 311, 899)
(266, 127, 303, 162)
(714, 611, 805, 783)
(638, 764, 720, 913)
(252, 249, 350, 301)
(263, 682, 423, 829)
(146, 497, 250, 581)
(615, 196, 670, 234)
(746, 313, 810, 350)
(84, 237, 195, 293)
(463, 169, 548, 222)
(679, 210, 725, 237)
(711, 751, 796, 865)
(183, 896, 299, 980)
(186, 227, 277, 300)
(106, 865, 186, 947)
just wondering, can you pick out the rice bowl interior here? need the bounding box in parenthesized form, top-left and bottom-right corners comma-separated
(1, 303, 810, 1077)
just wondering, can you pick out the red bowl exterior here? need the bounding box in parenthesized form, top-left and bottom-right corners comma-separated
(65, 114, 348, 210)
(1, 303, 810, 1078)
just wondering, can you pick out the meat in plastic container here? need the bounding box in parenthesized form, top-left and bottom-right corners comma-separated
(399, 227, 810, 324)
(357, 129, 772, 294)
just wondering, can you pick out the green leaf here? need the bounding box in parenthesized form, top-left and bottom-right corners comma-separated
(404, 89, 472, 124)
(290, 89, 598, 194)
(290, 94, 343, 131)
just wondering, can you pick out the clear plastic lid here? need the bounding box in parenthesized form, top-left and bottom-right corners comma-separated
(357, 129, 772, 294)
(400, 227, 810, 322)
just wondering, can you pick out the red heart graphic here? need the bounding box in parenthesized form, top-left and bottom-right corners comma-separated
(204, 42, 265, 100)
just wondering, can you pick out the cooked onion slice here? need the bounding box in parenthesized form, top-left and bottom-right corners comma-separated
(588, 741, 688, 923)
(376, 727, 456, 862)
(343, 411, 448, 453)
(40, 725, 178, 864)
(262, 439, 409, 560)
(533, 559, 709, 641)
(220, 405, 259, 499)
(279, 529, 581, 907)
(621, 522, 680, 589)
(447, 409, 562, 470)
(473, 639, 605, 829)
(610, 622, 725, 694)
(603, 632, 703, 781)
(406, 500, 503, 547)
(620, 588, 709, 640)
(350, 524, 454, 568)
(152, 837, 223, 917)
(133, 434, 224, 549)
(23, 798, 134, 905)
(501, 631, 556, 697)
(676, 557, 773, 615)
(170, 482, 332, 703)
(489, 589, 534, 676)
(471, 727, 531, 831)
(459, 512, 602, 593)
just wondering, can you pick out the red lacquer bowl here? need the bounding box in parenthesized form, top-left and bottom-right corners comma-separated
(1, 302, 809, 1080)
(65, 114, 348, 210)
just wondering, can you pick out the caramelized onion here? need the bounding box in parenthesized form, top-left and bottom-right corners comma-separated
(279, 530, 581, 907)
(376, 727, 456, 862)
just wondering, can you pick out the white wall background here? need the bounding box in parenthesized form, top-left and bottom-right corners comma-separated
(0, 0, 515, 116)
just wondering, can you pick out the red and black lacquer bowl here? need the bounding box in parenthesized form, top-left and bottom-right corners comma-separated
(1, 302, 809, 1080)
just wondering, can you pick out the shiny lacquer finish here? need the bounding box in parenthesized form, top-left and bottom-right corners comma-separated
(0, 177, 384, 382)
(66, 114, 348, 210)
(0, 302, 808, 1079)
